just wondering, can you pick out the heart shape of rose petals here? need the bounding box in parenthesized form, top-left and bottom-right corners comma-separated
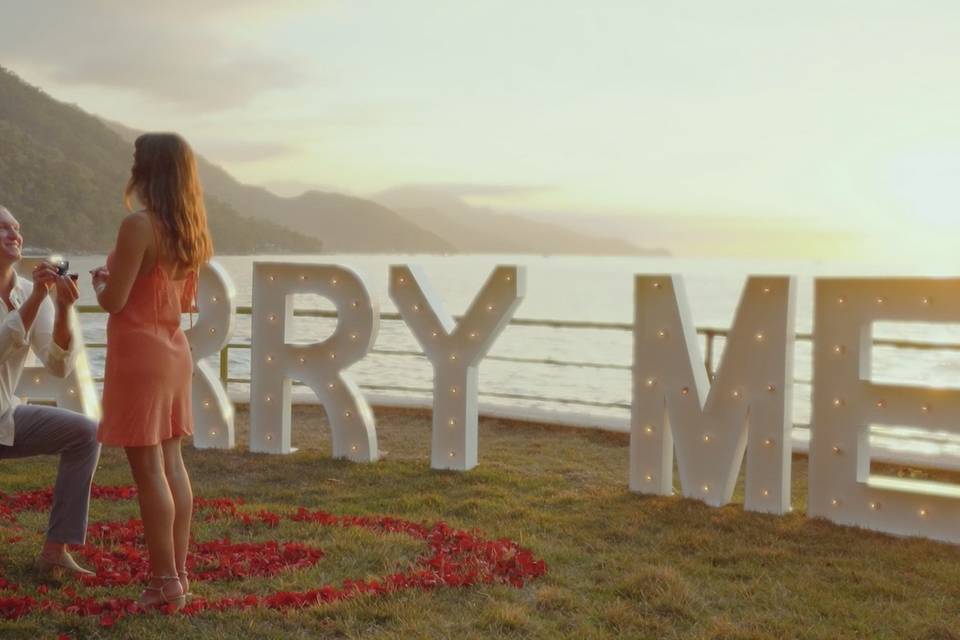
(0, 485, 547, 626)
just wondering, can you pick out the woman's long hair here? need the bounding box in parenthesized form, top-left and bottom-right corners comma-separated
(123, 133, 213, 271)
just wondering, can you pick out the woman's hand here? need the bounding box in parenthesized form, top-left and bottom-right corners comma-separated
(90, 266, 110, 295)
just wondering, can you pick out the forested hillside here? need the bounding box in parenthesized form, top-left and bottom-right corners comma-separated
(0, 67, 322, 253)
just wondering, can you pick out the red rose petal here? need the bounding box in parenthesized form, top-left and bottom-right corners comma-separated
(0, 484, 546, 623)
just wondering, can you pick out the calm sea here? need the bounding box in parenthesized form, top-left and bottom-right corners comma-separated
(63, 254, 960, 461)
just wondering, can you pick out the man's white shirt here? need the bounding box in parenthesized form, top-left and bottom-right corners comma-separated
(0, 273, 76, 446)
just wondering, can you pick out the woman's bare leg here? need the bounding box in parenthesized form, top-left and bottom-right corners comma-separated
(124, 445, 177, 578)
(161, 437, 193, 582)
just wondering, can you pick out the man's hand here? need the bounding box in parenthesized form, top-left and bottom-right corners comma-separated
(53, 274, 80, 309)
(16, 260, 73, 352)
(29, 261, 58, 302)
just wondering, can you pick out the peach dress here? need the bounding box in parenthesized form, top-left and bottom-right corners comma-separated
(98, 223, 198, 447)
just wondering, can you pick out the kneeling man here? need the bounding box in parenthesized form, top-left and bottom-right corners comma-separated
(0, 205, 99, 576)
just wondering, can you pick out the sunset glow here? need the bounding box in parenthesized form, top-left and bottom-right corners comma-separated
(2, 2, 959, 258)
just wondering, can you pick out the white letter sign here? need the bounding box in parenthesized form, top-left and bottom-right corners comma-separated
(810, 278, 960, 543)
(16, 257, 99, 419)
(184, 261, 236, 449)
(249, 262, 378, 462)
(631, 275, 796, 514)
(390, 265, 524, 471)
(18, 318, 99, 420)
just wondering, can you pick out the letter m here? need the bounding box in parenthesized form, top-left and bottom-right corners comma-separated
(630, 275, 796, 514)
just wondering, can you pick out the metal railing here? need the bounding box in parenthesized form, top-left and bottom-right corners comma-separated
(75, 304, 960, 415)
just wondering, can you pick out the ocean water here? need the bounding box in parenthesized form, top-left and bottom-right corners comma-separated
(63, 254, 960, 454)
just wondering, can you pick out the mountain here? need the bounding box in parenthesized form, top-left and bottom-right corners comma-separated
(106, 117, 665, 257)
(0, 66, 322, 254)
(374, 187, 669, 256)
(4, 63, 666, 256)
(191, 175, 453, 254)
(102, 120, 454, 254)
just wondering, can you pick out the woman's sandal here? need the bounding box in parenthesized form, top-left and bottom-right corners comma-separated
(178, 569, 194, 602)
(138, 575, 186, 611)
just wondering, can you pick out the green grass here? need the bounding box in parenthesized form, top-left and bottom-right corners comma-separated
(2, 405, 960, 639)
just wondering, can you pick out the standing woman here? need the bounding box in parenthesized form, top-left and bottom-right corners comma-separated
(92, 133, 211, 610)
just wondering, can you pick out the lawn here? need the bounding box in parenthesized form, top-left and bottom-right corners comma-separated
(2, 405, 960, 639)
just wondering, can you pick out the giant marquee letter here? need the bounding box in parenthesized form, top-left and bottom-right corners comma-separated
(16, 257, 99, 419)
(389, 265, 524, 471)
(184, 261, 236, 449)
(631, 275, 796, 514)
(810, 278, 960, 543)
(249, 262, 378, 461)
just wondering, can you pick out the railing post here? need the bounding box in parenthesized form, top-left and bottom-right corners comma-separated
(220, 346, 229, 385)
(704, 330, 715, 378)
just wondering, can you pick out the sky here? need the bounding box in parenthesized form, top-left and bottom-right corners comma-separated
(1, 1, 960, 261)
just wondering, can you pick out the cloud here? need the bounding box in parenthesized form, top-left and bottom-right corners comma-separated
(0, 3, 315, 111)
(48, 51, 305, 111)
